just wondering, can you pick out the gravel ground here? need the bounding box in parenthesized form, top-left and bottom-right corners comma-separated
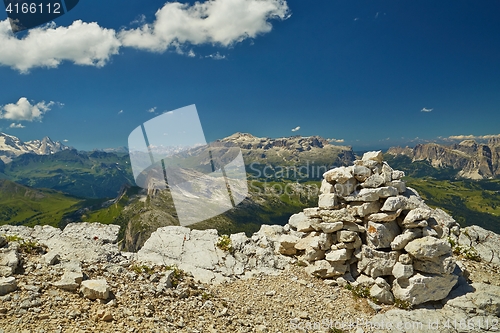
(0, 251, 497, 333)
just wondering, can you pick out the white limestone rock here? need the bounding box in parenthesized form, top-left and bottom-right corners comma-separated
(370, 277, 394, 304)
(404, 236, 452, 260)
(366, 220, 401, 249)
(0, 276, 17, 295)
(403, 207, 432, 224)
(305, 260, 347, 278)
(390, 228, 422, 250)
(361, 174, 386, 188)
(323, 166, 353, 184)
(303, 207, 321, 218)
(357, 245, 399, 278)
(301, 248, 325, 262)
(277, 235, 300, 256)
(337, 230, 358, 243)
(319, 179, 334, 194)
(362, 151, 384, 163)
(392, 273, 458, 305)
(318, 193, 339, 209)
(318, 233, 334, 251)
(457, 225, 500, 267)
(43, 251, 60, 265)
(80, 279, 110, 300)
(325, 249, 350, 262)
(334, 177, 357, 197)
(385, 180, 407, 194)
(392, 262, 413, 279)
(354, 274, 376, 288)
(341, 222, 365, 233)
(367, 209, 402, 222)
(380, 196, 408, 212)
(62, 222, 120, 244)
(0, 247, 19, 277)
(319, 208, 356, 223)
(318, 222, 343, 234)
(391, 170, 405, 180)
(413, 254, 456, 275)
(288, 212, 308, 230)
(53, 261, 83, 291)
(294, 233, 320, 251)
(347, 201, 381, 217)
(353, 165, 372, 182)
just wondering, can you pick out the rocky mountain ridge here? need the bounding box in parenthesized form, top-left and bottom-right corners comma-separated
(0, 133, 69, 163)
(220, 133, 355, 172)
(387, 138, 500, 179)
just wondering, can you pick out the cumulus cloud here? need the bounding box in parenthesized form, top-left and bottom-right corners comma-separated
(329, 138, 345, 143)
(0, 0, 289, 72)
(0, 97, 58, 121)
(291, 126, 300, 132)
(147, 107, 157, 113)
(118, 0, 290, 52)
(0, 20, 121, 73)
(9, 123, 25, 129)
(447, 134, 500, 140)
(421, 107, 433, 112)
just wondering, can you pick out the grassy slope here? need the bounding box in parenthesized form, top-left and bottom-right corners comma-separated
(2, 150, 134, 199)
(0, 179, 83, 227)
(405, 177, 500, 234)
(385, 153, 500, 233)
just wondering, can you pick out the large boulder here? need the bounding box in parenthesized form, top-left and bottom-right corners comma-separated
(392, 273, 458, 305)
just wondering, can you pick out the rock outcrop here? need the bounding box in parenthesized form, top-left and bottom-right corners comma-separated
(387, 138, 500, 179)
(277, 151, 465, 305)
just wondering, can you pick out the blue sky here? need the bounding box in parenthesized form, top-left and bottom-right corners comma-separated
(0, 0, 499, 151)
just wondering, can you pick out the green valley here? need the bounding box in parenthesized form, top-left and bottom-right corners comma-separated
(0, 179, 83, 227)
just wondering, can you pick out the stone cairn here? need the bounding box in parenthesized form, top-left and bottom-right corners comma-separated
(278, 151, 462, 306)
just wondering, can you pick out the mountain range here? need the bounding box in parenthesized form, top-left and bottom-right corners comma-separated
(0, 132, 499, 249)
(387, 138, 500, 179)
(0, 132, 69, 163)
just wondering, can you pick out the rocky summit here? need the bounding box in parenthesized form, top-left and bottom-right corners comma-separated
(0, 153, 500, 332)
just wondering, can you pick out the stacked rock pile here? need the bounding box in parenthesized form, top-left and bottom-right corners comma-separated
(278, 151, 462, 305)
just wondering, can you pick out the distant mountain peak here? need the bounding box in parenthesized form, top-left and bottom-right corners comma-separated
(0, 132, 69, 163)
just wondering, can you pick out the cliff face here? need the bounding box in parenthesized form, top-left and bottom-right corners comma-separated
(387, 139, 500, 179)
(219, 133, 355, 169)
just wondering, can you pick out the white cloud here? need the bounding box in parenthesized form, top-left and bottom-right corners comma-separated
(118, 110, 124, 114)
(329, 138, 345, 143)
(63, 139, 69, 142)
(447, 134, 500, 141)
(291, 126, 300, 132)
(206, 52, 226, 60)
(118, 0, 290, 52)
(0, 20, 121, 73)
(0, 0, 289, 73)
(0, 97, 58, 121)
(164, 110, 174, 115)
(9, 123, 25, 129)
(421, 107, 433, 112)
(147, 107, 157, 113)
